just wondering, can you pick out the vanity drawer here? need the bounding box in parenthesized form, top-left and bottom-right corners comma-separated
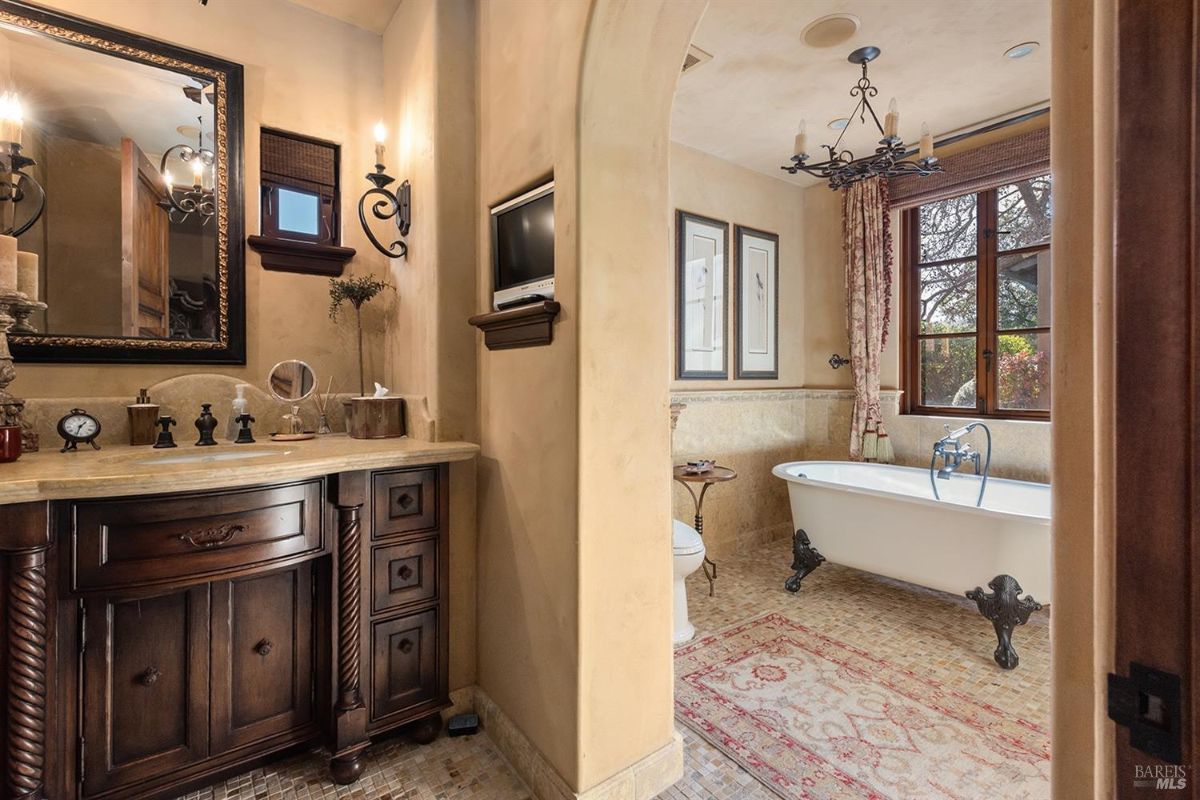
(371, 537, 439, 615)
(71, 480, 324, 591)
(372, 467, 439, 539)
(370, 608, 440, 722)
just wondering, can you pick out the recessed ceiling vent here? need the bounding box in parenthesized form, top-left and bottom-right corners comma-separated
(802, 14, 860, 48)
(682, 44, 713, 75)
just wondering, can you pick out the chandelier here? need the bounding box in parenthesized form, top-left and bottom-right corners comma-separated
(159, 116, 215, 223)
(781, 46, 942, 190)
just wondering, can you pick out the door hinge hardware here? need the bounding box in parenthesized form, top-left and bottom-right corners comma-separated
(1108, 662, 1183, 764)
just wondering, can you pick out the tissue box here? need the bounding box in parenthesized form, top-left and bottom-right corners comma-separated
(347, 397, 406, 439)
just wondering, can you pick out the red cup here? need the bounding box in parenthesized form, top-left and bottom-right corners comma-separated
(0, 425, 21, 462)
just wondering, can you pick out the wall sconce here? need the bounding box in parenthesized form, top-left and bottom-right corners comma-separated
(358, 121, 410, 259)
(0, 93, 44, 237)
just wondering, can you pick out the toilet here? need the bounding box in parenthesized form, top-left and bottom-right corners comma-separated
(672, 519, 706, 644)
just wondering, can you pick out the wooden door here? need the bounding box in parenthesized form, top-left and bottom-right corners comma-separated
(210, 564, 316, 753)
(80, 586, 209, 797)
(120, 137, 170, 337)
(1110, 0, 1198, 793)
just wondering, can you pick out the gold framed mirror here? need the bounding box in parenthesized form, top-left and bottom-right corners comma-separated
(0, 0, 245, 363)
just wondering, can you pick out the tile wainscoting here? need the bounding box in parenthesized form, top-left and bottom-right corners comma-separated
(671, 389, 1050, 559)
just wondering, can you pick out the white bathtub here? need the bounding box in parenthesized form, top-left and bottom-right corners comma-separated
(772, 461, 1051, 603)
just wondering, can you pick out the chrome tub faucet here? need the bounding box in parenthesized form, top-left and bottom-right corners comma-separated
(930, 422, 992, 506)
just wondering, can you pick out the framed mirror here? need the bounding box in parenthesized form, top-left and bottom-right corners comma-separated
(0, 0, 244, 363)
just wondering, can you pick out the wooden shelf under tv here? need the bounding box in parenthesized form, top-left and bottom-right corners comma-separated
(468, 300, 561, 350)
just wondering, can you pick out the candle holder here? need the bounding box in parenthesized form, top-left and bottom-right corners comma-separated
(0, 142, 46, 237)
(358, 163, 410, 259)
(11, 296, 46, 333)
(0, 291, 37, 451)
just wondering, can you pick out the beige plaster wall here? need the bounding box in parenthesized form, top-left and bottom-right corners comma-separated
(381, 0, 477, 442)
(474, 0, 588, 787)
(668, 143, 805, 389)
(15, 0, 389, 401)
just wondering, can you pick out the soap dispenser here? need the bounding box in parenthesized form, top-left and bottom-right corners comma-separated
(227, 383, 250, 441)
(127, 388, 160, 446)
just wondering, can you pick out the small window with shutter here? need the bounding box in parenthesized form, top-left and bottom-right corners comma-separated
(249, 128, 355, 275)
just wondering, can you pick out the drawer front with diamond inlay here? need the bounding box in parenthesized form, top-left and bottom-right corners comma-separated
(371, 537, 438, 615)
(370, 609, 439, 722)
(372, 467, 438, 539)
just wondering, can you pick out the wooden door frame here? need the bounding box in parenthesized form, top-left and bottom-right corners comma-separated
(1112, 0, 1198, 792)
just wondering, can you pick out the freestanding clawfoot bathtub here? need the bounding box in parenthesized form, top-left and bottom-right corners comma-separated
(772, 461, 1050, 667)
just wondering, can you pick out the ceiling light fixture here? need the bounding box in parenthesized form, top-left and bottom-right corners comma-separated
(1004, 42, 1040, 59)
(159, 115, 215, 223)
(782, 46, 942, 190)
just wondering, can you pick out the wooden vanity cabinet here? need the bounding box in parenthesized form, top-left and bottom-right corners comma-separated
(0, 461, 454, 800)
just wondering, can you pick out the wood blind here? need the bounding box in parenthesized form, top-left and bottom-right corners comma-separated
(889, 127, 1049, 210)
(261, 128, 337, 195)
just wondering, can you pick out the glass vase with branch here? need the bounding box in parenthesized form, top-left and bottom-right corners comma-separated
(329, 275, 393, 396)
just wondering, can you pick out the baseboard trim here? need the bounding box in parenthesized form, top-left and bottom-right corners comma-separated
(474, 687, 684, 800)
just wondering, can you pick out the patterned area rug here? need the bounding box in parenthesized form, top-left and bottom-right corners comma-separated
(674, 612, 1050, 800)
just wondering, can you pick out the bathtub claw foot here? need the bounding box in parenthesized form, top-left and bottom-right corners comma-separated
(966, 574, 1042, 670)
(784, 529, 825, 593)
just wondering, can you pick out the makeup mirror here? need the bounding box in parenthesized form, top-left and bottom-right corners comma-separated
(266, 359, 316, 403)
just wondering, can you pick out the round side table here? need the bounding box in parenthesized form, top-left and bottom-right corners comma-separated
(672, 464, 737, 596)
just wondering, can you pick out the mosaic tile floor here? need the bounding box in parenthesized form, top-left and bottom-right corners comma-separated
(179, 538, 1049, 800)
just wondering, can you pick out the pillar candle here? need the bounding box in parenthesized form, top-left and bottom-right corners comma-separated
(0, 234, 16, 295)
(373, 120, 387, 166)
(16, 250, 36, 300)
(793, 120, 807, 159)
(884, 98, 899, 139)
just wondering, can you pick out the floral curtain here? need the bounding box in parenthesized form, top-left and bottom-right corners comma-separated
(842, 176, 893, 461)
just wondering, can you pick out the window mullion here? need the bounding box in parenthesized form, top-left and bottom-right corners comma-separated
(982, 189, 1000, 415)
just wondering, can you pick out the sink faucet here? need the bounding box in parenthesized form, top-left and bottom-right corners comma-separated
(929, 422, 992, 507)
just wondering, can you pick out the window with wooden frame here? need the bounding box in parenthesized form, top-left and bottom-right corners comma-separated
(900, 174, 1051, 419)
(247, 127, 355, 275)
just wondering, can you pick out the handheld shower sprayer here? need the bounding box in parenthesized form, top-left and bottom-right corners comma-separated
(929, 421, 992, 507)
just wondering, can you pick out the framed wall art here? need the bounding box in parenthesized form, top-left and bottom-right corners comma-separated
(735, 225, 779, 379)
(676, 210, 729, 379)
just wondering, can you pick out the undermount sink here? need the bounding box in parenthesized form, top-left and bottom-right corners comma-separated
(134, 448, 292, 466)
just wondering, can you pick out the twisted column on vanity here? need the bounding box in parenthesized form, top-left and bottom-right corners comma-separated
(336, 501, 363, 712)
(329, 473, 369, 785)
(5, 543, 48, 800)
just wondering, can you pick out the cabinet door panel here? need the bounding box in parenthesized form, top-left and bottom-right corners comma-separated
(82, 586, 209, 797)
(370, 609, 438, 722)
(211, 564, 315, 753)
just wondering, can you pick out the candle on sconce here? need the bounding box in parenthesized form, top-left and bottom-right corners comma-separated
(0, 93, 22, 146)
(793, 120, 807, 159)
(919, 122, 934, 161)
(0, 235, 17, 296)
(191, 157, 204, 187)
(373, 120, 387, 166)
(16, 250, 36, 300)
(884, 97, 898, 139)
(164, 169, 174, 192)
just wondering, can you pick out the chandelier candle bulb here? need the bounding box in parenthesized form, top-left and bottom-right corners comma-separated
(884, 97, 898, 139)
(919, 123, 934, 160)
(0, 93, 22, 146)
(191, 156, 204, 186)
(794, 120, 808, 159)
(16, 251, 36, 300)
(373, 120, 387, 165)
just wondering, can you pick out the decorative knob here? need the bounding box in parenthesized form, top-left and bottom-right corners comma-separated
(138, 666, 161, 686)
(255, 639, 274, 657)
(397, 564, 413, 581)
(398, 638, 414, 654)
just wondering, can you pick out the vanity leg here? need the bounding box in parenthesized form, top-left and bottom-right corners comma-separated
(329, 473, 370, 785)
(2, 503, 50, 800)
(407, 712, 442, 745)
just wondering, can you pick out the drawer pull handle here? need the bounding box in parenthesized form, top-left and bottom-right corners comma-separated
(178, 523, 245, 549)
(255, 639, 274, 657)
(397, 492, 415, 510)
(397, 564, 414, 580)
(137, 666, 161, 686)
(398, 638, 414, 654)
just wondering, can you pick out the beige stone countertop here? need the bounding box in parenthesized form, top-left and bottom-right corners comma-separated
(0, 434, 479, 504)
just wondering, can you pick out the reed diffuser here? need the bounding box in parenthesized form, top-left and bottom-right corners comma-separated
(312, 375, 336, 435)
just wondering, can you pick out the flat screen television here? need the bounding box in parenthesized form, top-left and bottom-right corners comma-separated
(490, 180, 554, 310)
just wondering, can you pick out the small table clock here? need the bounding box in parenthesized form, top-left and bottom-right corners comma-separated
(58, 408, 102, 452)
